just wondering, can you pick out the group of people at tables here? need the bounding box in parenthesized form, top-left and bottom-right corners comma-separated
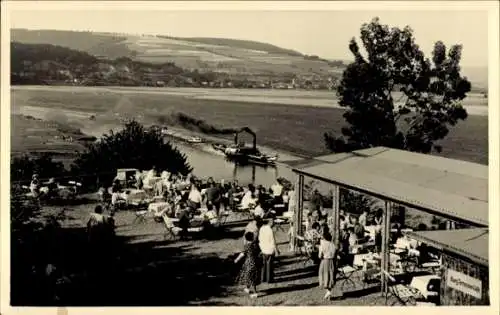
(288, 196, 442, 298)
(101, 168, 294, 237)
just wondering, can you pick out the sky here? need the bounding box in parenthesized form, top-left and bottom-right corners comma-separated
(9, 5, 489, 68)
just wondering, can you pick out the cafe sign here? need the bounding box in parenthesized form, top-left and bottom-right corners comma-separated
(446, 269, 482, 299)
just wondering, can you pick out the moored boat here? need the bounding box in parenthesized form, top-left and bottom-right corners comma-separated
(224, 145, 277, 166)
(212, 143, 227, 152)
(187, 136, 203, 143)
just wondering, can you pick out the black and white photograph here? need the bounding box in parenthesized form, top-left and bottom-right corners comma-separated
(1, 0, 498, 311)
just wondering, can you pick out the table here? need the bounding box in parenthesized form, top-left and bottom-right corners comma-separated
(364, 225, 378, 240)
(354, 253, 377, 268)
(394, 237, 418, 250)
(410, 275, 440, 300)
(357, 252, 402, 269)
(148, 202, 170, 215)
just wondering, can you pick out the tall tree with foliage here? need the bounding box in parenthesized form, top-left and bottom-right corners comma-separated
(71, 120, 192, 187)
(11, 154, 67, 183)
(324, 18, 471, 154)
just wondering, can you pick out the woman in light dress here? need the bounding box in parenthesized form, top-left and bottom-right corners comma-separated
(318, 230, 338, 300)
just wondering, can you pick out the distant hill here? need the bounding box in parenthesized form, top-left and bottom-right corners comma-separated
(11, 29, 343, 77)
(10, 28, 487, 91)
(156, 35, 303, 57)
(10, 42, 189, 86)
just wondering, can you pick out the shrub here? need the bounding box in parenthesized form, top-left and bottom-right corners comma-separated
(71, 120, 192, 190)
(11, 154, 67, 184)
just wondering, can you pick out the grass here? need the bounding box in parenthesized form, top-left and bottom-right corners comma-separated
(11, 87, 488, 165)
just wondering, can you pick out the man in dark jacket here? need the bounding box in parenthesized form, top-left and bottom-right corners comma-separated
(205, 182, 222, 215)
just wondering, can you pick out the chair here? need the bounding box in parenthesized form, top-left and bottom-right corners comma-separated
(236, 204, 255, 220)
(421, 261, 441, 274)
(133, 210, 148, 224)
(382, 270, 422, 306)
(393, 249, 418, 273)
(218, 210, 231, 226)
(359, 258, 381, 289)
(273, 216, 289, 233)
(336, 254, 358, 291)
(162, 214, 183, 240)
(295, 235, 316, 267)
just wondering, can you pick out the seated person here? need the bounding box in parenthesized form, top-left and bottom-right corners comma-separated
(271, 179, 284, 205)
(240, 185, 257, 209)
(338, 228, 351, 263)
(253, 200, 265, 219)
(339, 215, 348, 231)
(110, 187, 124, 210)
(309, 208, 322, 226)
(359, 209, 369, 227)
(416, 243, 439, 265)
(187, 184, 202, 210)
(305, 212, 312, 231)
(30, 174, 41, 197)
(352, 216, 366, 241)
(111, 179, 122, 193)
(319, 216, 329, 235)
(347, 227, 358, 248)
(46, 178, 58, 198)
(305, 222, 322, 264)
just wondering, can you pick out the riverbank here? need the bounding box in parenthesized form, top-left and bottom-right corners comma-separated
(12, 85, 489, 116)
(11, 86, 488, 165)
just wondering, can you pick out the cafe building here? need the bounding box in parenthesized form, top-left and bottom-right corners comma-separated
(291, 146, 489, 305)
(407, 228, 489, 305)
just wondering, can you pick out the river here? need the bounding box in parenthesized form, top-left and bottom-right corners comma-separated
(170, 140, 298, 186)
(13, 104, 301, 187)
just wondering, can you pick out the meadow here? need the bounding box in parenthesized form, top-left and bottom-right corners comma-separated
(11, 86, 488, 165)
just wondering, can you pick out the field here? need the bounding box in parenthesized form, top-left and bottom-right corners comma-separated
(11, 29, 337, 76)
(11, 86, 488, 165)
(10, 114, 89, 165)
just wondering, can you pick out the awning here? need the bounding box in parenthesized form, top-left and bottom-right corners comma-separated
(406, 228, 488, 266)
(293, 147, 488, 227)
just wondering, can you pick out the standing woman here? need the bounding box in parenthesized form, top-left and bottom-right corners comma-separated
(235, 232, 261, 298)
(318, 230, 337, 300)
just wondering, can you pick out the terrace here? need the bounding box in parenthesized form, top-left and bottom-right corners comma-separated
(291, 146, 488, 305)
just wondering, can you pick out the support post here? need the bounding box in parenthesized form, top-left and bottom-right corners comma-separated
(292, 173, 304, 252)
(331, 184, 340, 246)
(232, 164, 237, 182)
(380, 200, 392, 296)
(251, 165, 256, 184)
(296, 174, 304, 237)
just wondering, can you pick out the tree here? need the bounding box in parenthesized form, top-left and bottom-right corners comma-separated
(339, 189, 377, 215)
(11, 154, 67, 183)
(324, 18, 471, 154)
(71, 120, 192, 188)
(10, 190, 65, 305)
